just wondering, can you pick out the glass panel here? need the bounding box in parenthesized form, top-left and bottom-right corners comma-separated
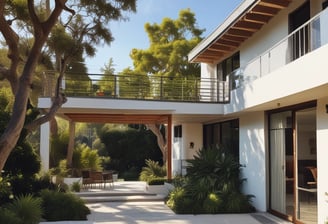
(270, 111, 293, 216)
(295, 108, 317, 224)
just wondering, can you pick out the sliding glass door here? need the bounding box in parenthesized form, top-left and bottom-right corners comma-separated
(269, 105, 317, 223)
(295, 108, 317, 224)
(269, 111, 293, 217)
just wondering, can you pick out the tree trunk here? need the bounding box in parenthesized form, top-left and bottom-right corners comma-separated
(0, 1, 67, 171)
(147, 124, 167, 164)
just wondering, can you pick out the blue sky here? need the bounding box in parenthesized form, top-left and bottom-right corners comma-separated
(85, 0, 242, 73)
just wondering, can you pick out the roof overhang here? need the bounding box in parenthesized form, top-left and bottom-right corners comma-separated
(188, 0, 292, 64)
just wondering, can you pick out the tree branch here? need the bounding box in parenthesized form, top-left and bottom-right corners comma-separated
(24, 92, 67, 132)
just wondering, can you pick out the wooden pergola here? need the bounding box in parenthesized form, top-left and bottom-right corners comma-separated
(64, 113, 173, 179)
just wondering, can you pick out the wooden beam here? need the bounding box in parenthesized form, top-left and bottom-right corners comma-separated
(221, 34, 247, 43)
(251, 5, 280, 16)
(233, 20, 263, 31)
(259, 0, 291, 9)
(215, 39, 240, 48)
(226, 28, 254, 38)
(209, 44, 234, 53)
(243, 13, 272, 24)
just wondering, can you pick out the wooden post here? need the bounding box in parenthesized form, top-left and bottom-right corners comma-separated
(167, 114, 172, 180)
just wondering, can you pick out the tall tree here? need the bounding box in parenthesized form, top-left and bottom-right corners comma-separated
(128, 9, 204, 163)
(0, 0, 136, 172)
(130, 8, 204, 78)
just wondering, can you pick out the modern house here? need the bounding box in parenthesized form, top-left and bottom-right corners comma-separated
(38, 0, 328, 223)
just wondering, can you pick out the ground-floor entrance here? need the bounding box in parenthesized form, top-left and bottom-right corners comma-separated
(269, 102, 317, 223)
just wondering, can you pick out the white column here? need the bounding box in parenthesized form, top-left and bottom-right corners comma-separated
(316, 98, 328, 224)
(40, 122, 50, 171)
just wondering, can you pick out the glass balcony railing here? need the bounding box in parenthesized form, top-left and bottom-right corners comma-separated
(41, 72, 230, 103)
(229, 7, 328, 89)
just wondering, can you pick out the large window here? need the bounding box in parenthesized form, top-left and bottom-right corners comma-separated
(217, 52, 240, 81)
(203, 119, 239, 158)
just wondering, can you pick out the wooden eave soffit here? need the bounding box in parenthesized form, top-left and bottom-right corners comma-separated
(192, 0, 292, 64)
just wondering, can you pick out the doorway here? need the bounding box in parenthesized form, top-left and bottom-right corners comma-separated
(295, 108, 317, 224)
(269, 105, 317, 223)
(289, 1, 310, 60)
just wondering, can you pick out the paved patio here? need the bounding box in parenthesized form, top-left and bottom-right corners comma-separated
(40, 181, 291, 224)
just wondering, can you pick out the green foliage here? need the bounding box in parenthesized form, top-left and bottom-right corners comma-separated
(0, 87, 14, 113)
(147, 177, 166, 185)
(73, 143, 102, 172)
(166, 187, 194, 214)
(167, 145, 254, 214)
(139, 159, 166, 182)
(203, 192, 223, 214)
(4, 142, 41, 177)
(51, 143, 102, 177)
(6, 194, 43, 224)
(0, 176, 13, 205)
(40, 190, 90, 221)
(50, 131, 69, 167)
(117, 68, 150, 98)
(0, 208, 21, 224)
(121, 166, 140, 181)
(130, 9, 203, 78)
(186, 145, 241, 192)
(70, 181, 81, 192)
(100, 126, 163, 178)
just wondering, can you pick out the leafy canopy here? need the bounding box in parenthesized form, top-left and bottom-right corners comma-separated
(130, 9, 204, 77)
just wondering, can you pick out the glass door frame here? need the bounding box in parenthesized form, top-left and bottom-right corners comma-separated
(268, 101, 317, 222)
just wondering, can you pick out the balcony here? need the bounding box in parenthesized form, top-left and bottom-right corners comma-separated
(41, 72, 230, 103)
(229, 7, 328, 89)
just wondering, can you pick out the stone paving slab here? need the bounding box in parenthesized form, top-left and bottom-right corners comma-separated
(40, 181, 291, 224)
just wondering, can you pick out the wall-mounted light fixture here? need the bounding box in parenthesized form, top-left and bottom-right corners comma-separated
(189, 142, 194, 149)
(326, 104, 328, 113)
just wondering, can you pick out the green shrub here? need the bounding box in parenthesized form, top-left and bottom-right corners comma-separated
(0, 207, 21, 224)
(4, 142, 41, 177)
(6, 194, 43, 224)
(40, 190, 90, 221)
(147, 177, 166, 185)
(203, 192, 223, 214)
(71, 181, 81, 192)
(139, 159, 166, 182)
(167, 145, 254, 214)
(223, 191, 255, 213)
(0, 176, 13, 204)
(121, 166, 140, 181)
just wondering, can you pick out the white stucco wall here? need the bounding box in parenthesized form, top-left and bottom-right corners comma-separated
(181, 123, 203, 159)
(316, 97, 328, 224)
(40, 122, 50, 171)
(239, 112, 267, 212)
(172, 123, 203, 176)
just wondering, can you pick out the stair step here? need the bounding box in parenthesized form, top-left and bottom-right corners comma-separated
(80, 194, 166, 203)
(76, 192, 156, 197)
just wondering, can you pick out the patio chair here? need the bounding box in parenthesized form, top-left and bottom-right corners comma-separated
(81, 170, 92, 188)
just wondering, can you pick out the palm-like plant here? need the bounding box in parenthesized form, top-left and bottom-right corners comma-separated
(186, 145, 241, 192)
(6, 194, 43, 224)
(167, 145, 254, 214)
(139, 159, 166, 182)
